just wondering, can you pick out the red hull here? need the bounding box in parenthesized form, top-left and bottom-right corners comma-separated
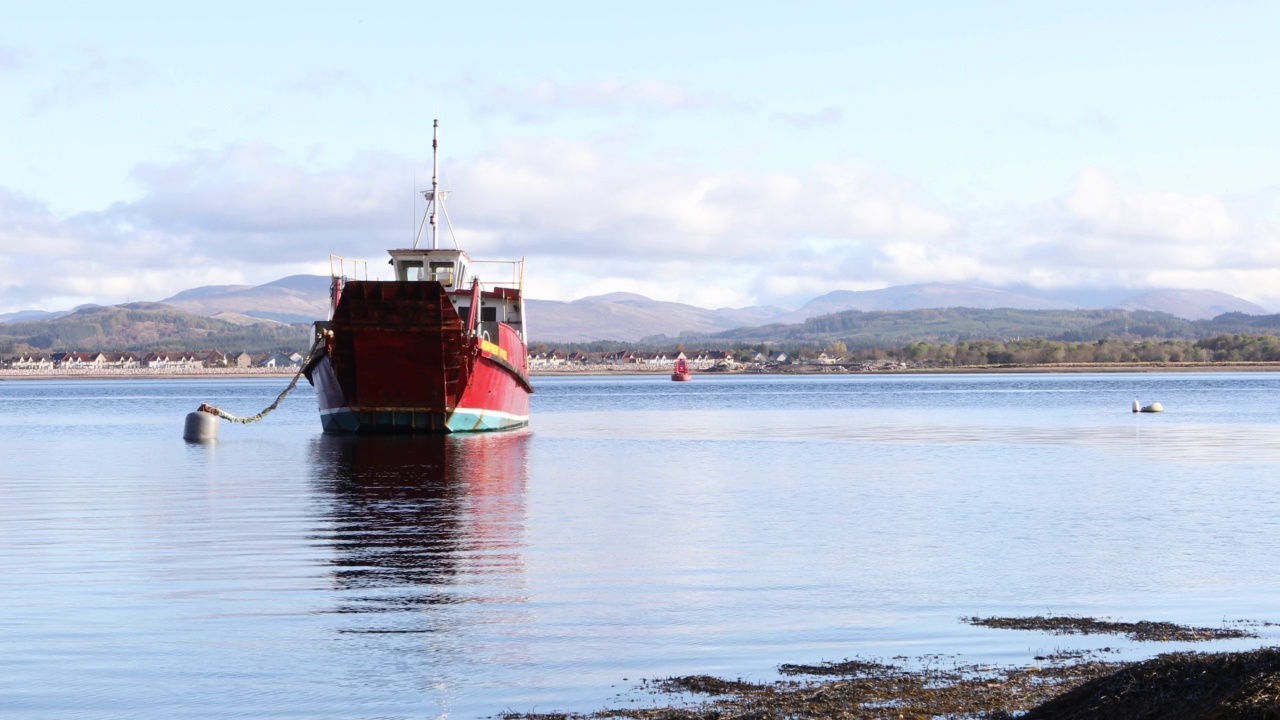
(306, 279, 532, 433)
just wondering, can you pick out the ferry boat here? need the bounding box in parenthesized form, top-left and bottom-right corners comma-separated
(304, 121, 533, 433)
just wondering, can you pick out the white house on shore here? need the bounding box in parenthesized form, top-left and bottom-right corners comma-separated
(143, 351, 204, 369)
(9, 354, 55, 370)
(259, 352, 300, 367)
(101, 352, 142, 368)
(528, 350, 566, 368)
(4, 348, 309, 371)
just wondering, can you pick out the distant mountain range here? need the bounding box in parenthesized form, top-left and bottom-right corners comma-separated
(155, 275, 332, 325)
(528, 284, 1266, 342)
(0, 276, 1270, 345)
(1115, 289, 1266, 320)
(772, 283, 1072, 324)
(527, 292, 791, 342)
(0, 305, 96, 324)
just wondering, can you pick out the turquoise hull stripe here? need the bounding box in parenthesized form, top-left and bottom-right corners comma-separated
(320, 407, 527, 434)
(446, 408, 528, 432)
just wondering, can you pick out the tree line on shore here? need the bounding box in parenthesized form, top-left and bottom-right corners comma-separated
(534, 333, 1280, 367)
(848, 333, 1280, 365)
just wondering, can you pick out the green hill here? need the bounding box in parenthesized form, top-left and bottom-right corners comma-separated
(0, 303, 311, 355)
(652, 307, 1280, 347)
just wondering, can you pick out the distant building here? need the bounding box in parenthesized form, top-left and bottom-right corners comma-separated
(9, 354, 54, 370)
(144, 351, 203, 369)
(529, 350, 566, 367)
(710, 351, 736, 369)
(259, 352, 298, 367)
(102, 352, 142, 368)
(639, 351, 674, 367)
(202, 350, 229, 367)
(602, 350, 635, 365)
(59, 352, 106, 369)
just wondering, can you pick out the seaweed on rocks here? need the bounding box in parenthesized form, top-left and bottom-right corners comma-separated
(1021, 647, 1280, 720)
(965, 615, 1256, 642)
(648, 675, 768, 696)
(777, 658, 899, 677)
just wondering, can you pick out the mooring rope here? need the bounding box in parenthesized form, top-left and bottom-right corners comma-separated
(197, 338, 324, 424)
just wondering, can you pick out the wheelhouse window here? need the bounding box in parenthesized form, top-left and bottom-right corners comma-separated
(396, 260, 424, 281)
(428, 261, 455, 285)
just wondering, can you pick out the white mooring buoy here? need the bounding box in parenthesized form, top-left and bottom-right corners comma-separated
(1141, 401, 1164, 413)
(1133, 398, 1141, 413)
(183, 410, 220, 442)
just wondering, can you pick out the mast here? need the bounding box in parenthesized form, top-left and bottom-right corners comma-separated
(413, 119, 445, 250)
(430, 119, 440, 250)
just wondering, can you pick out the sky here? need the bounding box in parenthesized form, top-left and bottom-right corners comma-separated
(3, 1, 1280, 314)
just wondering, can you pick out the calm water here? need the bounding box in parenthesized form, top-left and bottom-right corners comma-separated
(3, 372, 1280, 718)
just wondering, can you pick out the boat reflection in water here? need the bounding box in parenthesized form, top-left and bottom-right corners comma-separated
(309, 431, 530, 629)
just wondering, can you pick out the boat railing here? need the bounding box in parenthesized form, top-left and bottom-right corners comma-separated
(330, 255, 369, 280)
(425, 268, 455, 285)
(470, 258, 525, 292)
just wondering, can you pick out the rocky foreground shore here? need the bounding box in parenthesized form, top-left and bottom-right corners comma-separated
(502, 617, 1280, 720)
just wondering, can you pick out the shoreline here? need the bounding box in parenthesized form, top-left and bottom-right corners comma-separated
(531, 360, 1280, 375)
(0, 367, 302, 381)
(3, 361, 1280, 381)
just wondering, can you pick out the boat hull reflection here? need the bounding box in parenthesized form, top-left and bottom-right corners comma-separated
(309, 431, 530, 622)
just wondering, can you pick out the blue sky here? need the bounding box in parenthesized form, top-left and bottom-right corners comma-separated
(3, 1, 1279, 313)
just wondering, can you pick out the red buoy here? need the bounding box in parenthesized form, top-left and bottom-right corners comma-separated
(671, 357, 692, 382)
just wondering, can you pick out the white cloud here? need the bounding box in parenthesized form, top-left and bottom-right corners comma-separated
(1066, 167, 1240, 245)
(122, 144, 416, 262)
(448, 140, 959, 262)
(0, 188, 269, 311)
(728, 170, 1280, 309)
(969, 170, 1280, 307)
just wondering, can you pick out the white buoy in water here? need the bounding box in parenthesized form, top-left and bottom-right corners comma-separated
(1141, 401, 1164, 413)
(183, 410, 220, 442)
(1132, 398, 1141, 413)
